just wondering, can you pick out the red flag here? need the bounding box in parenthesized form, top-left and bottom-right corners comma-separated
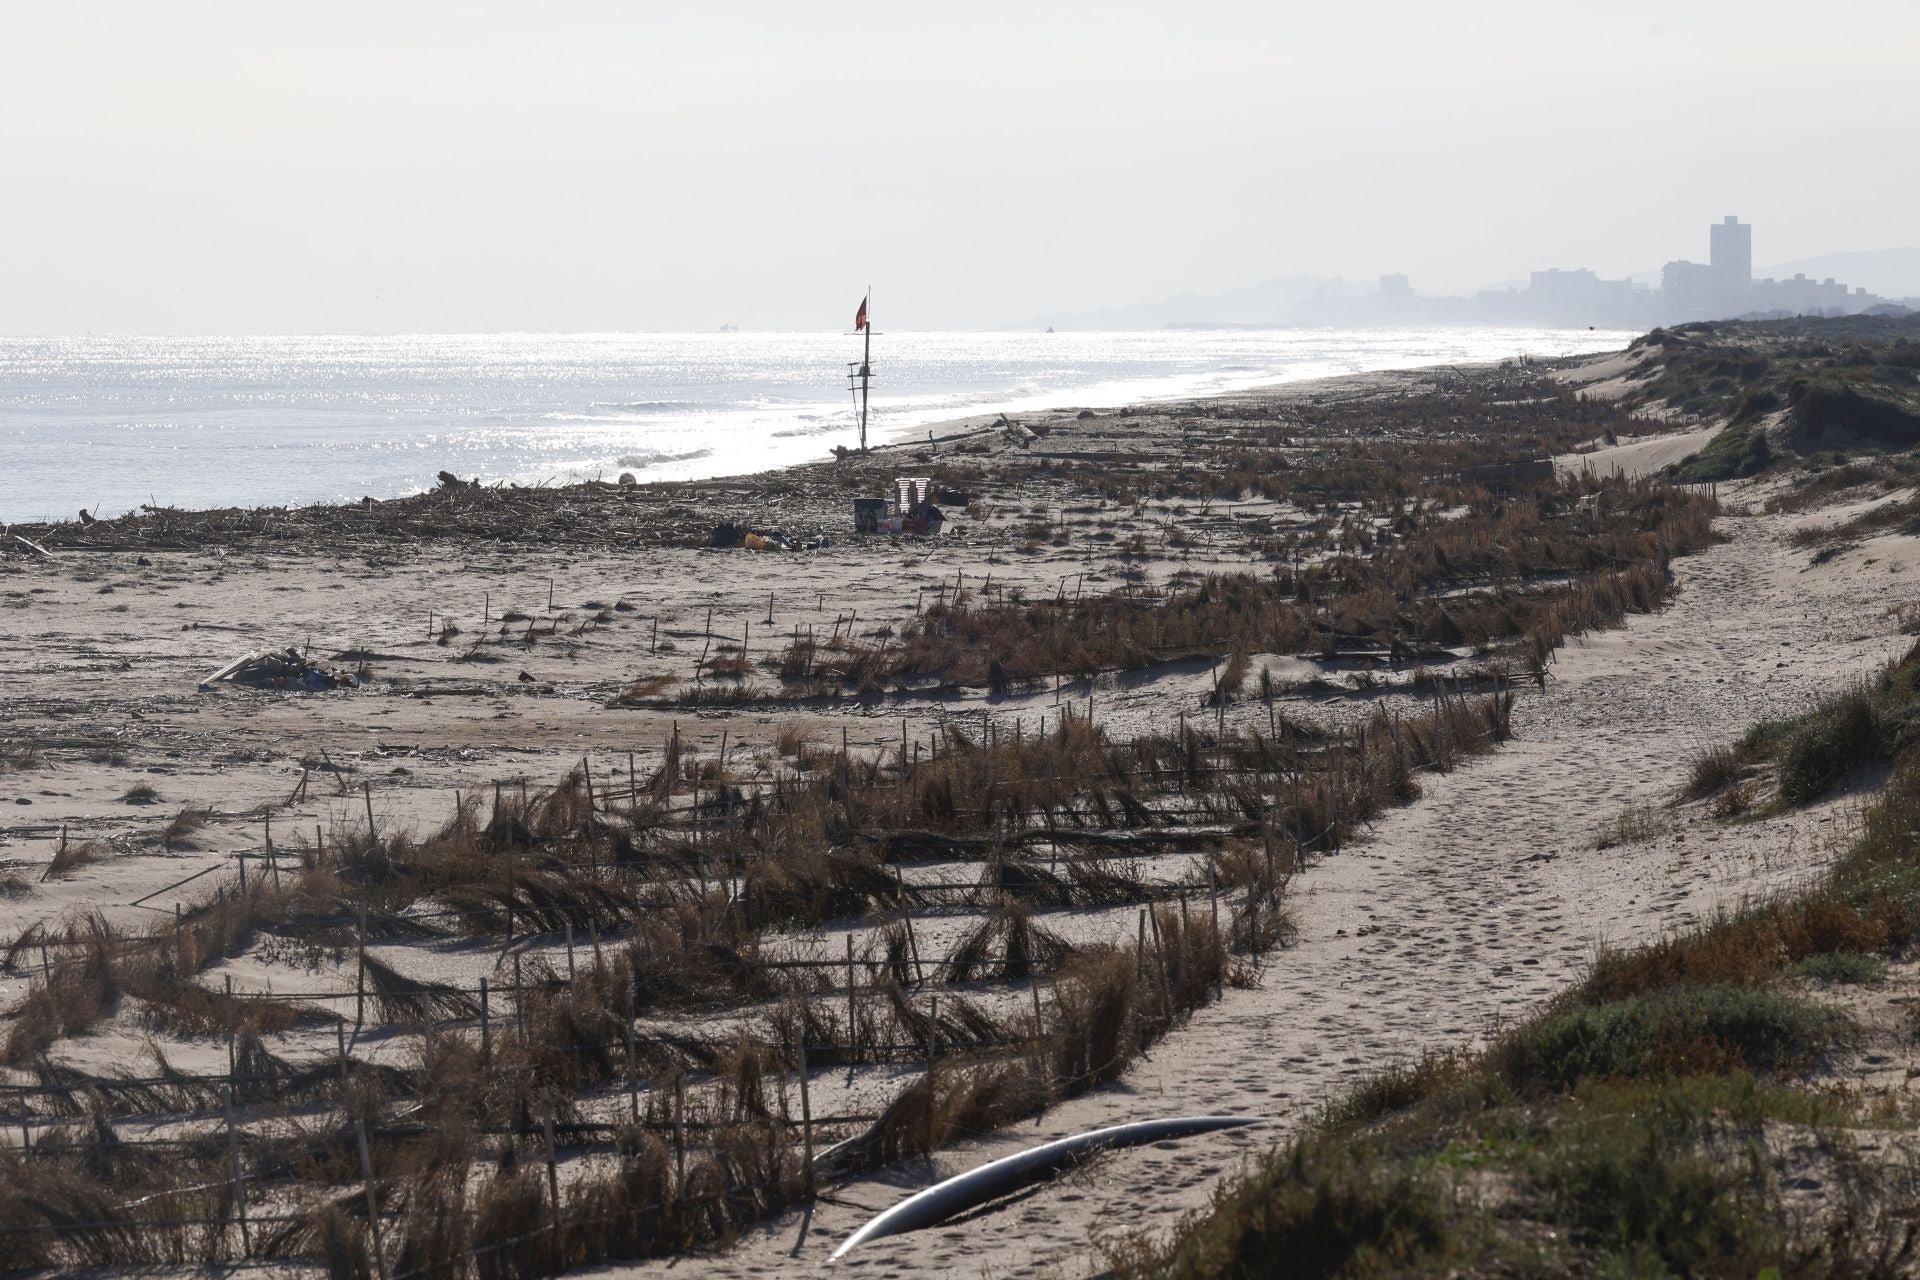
(854, 297, 869, 331)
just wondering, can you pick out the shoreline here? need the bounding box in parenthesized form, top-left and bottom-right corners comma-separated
(8, 346, 1628, 549)
(1, 326, 1639, 526)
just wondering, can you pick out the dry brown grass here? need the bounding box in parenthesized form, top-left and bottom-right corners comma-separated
(159, 806, 211, 851)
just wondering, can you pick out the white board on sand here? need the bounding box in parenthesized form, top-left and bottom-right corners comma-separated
(199, 650, 260, 691)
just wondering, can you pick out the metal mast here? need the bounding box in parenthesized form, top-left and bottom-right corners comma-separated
(848, 287, 872, 451)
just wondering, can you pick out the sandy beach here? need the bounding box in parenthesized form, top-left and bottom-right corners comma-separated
(7, 331, 1918, 1276)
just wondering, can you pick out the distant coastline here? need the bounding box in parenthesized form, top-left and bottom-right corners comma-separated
(0, 326, 1632, 524)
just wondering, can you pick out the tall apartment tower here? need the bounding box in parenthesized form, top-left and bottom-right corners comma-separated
(1708, 215, 1752, 312)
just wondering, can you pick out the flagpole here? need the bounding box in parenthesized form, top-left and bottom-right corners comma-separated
(860, 285, 872, 451)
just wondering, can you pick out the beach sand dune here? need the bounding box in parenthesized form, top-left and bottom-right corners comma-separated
(597, 481, 1915, 1278)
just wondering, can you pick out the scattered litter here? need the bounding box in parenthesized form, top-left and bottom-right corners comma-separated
(199, 647, 359, 693)
(711, 522, 798, 550)
(852, 476, 945, 536)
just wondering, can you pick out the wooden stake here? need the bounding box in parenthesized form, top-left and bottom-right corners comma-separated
(225, 975, 238, 1078)
(846, 933, 858, 1059)
(480, 977, 491, 1064)
(624, 987, 639, 1121)
(225, 1083, 251, 1256)
(895, 864, 923, 985)
(673, 1074, 687, 1189)
(923, 995, 939, 1159)
(357, 1119, 389, 1280)
(1209, 862, 1222, 991)
(796, 1025, 815, 1195)
(542, 1106, 563, 1265)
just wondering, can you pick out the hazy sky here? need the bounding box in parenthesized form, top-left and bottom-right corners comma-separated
(3, 1, 1913, 333)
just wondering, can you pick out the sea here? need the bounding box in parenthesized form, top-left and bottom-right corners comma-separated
(0, 327, 1636, 523)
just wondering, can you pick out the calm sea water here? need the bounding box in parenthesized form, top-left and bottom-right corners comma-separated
(0, 328, 1634, 522)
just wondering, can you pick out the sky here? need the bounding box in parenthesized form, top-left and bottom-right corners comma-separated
(2, 0, 1914, 334)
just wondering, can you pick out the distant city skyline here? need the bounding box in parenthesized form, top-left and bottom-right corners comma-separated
(1030, 227, 1918, 333)
(1317, 215, 1912, 331)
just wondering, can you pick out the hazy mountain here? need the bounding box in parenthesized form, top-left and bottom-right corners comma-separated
(1756, 248, 1920, 300)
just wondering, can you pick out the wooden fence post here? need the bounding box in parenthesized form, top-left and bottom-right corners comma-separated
(542, 1106, 564, 1266)
(846, 934, 857, 1059)
(797, 1029, 815, 1195)
(895, 865, 923, 985)
(480, 976, 491, 1064)
(673, 1073, 687, 1189)
(624, 987, 639, 1121)
(224, 1082, 251, 1256)
(357, 1119, 389, 1280)
(923, 995, 939, 1160)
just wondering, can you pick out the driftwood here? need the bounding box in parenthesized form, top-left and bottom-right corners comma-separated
(9, 533, 52, 558)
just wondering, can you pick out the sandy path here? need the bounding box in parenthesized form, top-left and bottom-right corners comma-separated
(601, 503, 1918, 1279)
(1555, 424, 1722, 480)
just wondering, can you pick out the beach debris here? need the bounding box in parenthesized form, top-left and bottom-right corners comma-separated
(828, 1115, 1259, 1258)
(6, 533, 53, 558)
(711, 522, 796, 550)
(853, 477, 945, 536)
(199, 650, 260, 691)
(435, 470, 481, 490)
(199, 647, 358, 692)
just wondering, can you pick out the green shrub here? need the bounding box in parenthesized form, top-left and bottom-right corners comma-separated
(1779, 687, 1880, 805)
(1792, 950, 1886, 985)
(1114, 1139, 1465, 1279)
(1673, 420, 1774, 482)
(1541, 1108, 1775, 1276)
(1504, 986, 1847, 1090)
